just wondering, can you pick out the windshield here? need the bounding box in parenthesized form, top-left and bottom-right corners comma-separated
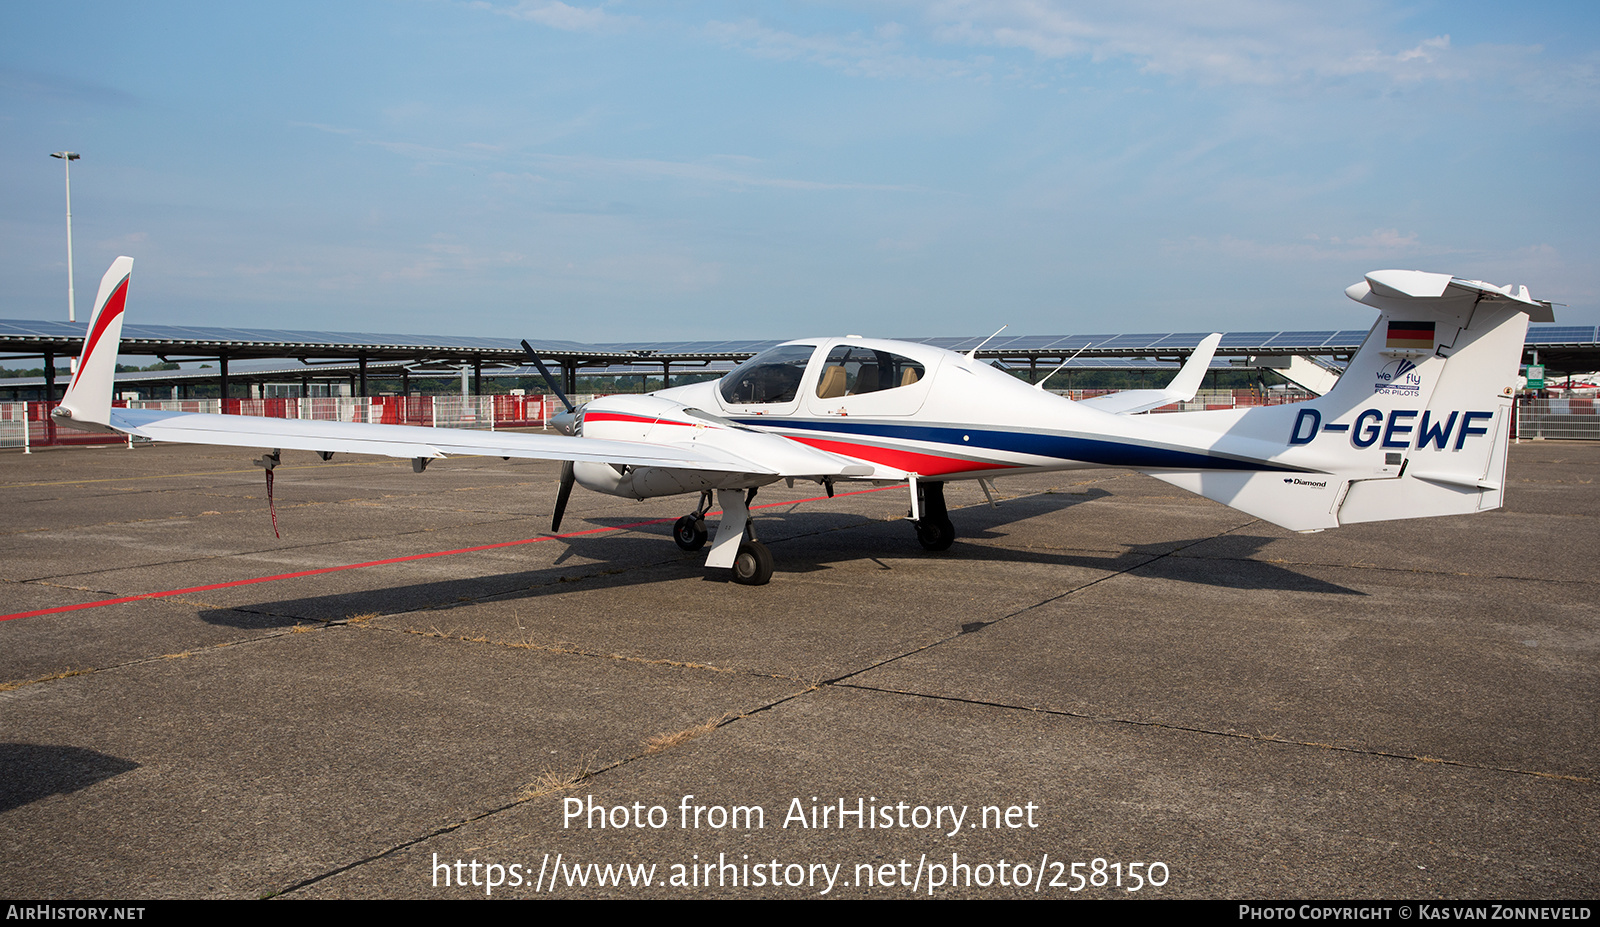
(719, 344, 816, 405)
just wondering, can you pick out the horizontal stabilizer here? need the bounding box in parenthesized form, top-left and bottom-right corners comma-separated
(1079, 333, 1222, 415)
(1348, 270, 1555, 322)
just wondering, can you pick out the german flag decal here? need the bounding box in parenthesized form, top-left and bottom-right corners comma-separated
(1386, 320, 1434, 350)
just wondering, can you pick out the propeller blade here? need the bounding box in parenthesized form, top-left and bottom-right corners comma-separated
(551, 460, 576, 532)
(521, 340, 575, 414)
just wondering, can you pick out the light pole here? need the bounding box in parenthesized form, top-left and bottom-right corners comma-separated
(50, 151, 80, 323)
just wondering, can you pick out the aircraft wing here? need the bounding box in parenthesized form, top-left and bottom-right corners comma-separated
(1076, 333, 1221, 415)
(104, 407, 800, 474)
(53, 256, 871, 480)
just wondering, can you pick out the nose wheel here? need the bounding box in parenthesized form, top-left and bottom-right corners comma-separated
(673, 514, 708, 551)
(674, 491, 714, 551)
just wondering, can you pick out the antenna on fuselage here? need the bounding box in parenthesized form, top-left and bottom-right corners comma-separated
(1034, 342, 1096, 390)
(965, 324, 1008, 361)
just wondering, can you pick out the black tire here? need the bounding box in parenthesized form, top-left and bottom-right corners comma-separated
(915, 516, 955, 552)
(731, 540, 774, 585)
(673, 515, 708, 552)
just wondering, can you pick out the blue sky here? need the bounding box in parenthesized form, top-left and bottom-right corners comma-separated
(3, 1, 1596, 340)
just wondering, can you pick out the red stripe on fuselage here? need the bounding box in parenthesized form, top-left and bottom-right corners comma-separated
(68, 275, 129, 392)
(583, 412, 693, 427)
(787, 435, 1013, 476)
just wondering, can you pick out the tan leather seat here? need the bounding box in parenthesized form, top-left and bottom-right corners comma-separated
(817, 366, 848, 399)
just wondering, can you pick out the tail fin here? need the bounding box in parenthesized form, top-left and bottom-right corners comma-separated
(53, 256, 132, 431)
(1145, 270, 1551, 531)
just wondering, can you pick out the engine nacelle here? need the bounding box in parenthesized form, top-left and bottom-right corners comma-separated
(573, 461, 772, 500)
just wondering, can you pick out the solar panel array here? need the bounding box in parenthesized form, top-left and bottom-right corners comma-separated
(1, 318, 1594, 364)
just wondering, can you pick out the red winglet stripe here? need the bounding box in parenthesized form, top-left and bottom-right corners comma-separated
(67, 275, 129, 392)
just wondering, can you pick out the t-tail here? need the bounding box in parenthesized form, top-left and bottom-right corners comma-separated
(52, 256, 133, 434)
(1142, 270, 1553, 531)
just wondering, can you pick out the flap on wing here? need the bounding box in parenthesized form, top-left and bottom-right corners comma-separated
(108, 407, 877, 478)
(110, 408, 777, 474)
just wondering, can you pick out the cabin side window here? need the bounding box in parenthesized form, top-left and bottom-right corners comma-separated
(815, 346, 925, 399)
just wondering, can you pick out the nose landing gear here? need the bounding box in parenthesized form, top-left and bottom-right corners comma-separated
(674, 491, 712, 552)
(912, 479, 955, 552)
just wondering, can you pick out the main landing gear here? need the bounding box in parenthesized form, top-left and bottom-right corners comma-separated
(913, 480, 956, 552)
(731, 537, 774, 586)
(681, 488, 773, 585)
(675, 480, 953, 585)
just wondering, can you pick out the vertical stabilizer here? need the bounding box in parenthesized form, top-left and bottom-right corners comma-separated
(1141, 270, 1550, 530)
(53, 256, 132, 431)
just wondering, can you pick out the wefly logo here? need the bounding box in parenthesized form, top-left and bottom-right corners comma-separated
(1375, 358, 1423, 395)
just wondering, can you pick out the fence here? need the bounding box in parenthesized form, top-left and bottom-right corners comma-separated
(0, 395, 553, 451)
(9, 392, 1600, 451)
(1517, 397, 1600, 440)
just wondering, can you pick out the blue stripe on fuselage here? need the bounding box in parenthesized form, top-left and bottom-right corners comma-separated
(731, 417, 1300, 472)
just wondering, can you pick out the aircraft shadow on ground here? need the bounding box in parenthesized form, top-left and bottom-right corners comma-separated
(0, 743, 140, 812)
(198, 489, 1360, 628)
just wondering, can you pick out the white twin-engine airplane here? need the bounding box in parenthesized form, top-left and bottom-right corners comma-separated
(54, 257, 1553, 585)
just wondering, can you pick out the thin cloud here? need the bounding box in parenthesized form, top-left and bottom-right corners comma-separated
(704, 19, 985, 80)
(0, 66, 139, 107)
(298, 122, 919, 192)
(520, 151, 920, 192)
(290, 121, 361, 136)
(468, 0, 632, 32)
(923, 0, 1478, 86)
(1172, 228, 1428, 263)
(702, 1, 1574, 98)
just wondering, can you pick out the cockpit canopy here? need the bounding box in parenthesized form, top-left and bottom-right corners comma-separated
(719, 344, 816, 405)
(719, 341, 930, 407)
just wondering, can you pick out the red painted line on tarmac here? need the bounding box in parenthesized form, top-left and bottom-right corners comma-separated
(1, 484, 896, 622)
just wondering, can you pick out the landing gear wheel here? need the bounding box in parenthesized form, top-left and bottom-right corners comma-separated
(673, 514, 708, 552)
(731, 540, 774, 586)
(915, 517, 955, 551)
